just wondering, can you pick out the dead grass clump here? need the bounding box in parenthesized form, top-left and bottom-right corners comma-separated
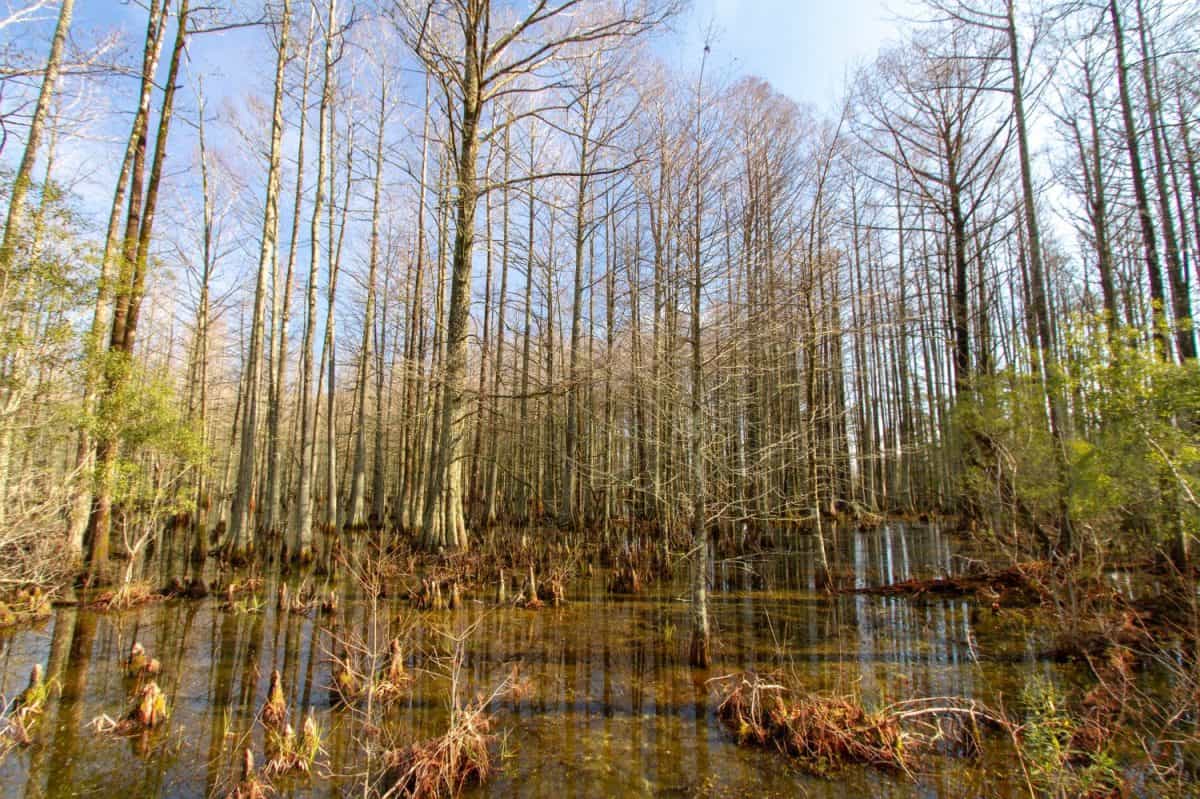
(382, 700, 494, 799)
(91, 680, 169, 735)
(0, 586, 52, 628)
(712, 674, 1003, 778)
(715, 675, 910, 776)
(87, 581, 164, 611)
(262, 712, 322, 778)
(258, 670, 322, 777)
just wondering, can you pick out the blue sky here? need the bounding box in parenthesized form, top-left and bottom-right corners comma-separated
(65, 0, 914, 123)
(6, 0, 923, 291)
(31, 0, 917, 226)
(681, 0, 915, 109)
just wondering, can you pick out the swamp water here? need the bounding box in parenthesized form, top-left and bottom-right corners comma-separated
(0, 524, 1086, 797)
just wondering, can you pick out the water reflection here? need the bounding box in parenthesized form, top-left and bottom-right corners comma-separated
(3, 525, 1048, 797)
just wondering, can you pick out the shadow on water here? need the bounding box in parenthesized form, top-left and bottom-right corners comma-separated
(0, 523, 1071, 797)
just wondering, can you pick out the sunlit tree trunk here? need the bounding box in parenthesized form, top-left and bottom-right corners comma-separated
(88, 0, 187, 581)
(228, 0, 291, 559)
(293, 0, 335, 561)
(348, 83, 388, 530)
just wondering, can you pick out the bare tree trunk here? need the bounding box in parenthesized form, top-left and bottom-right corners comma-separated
(420, 60, 479, 549)
(562, 90, 593, 530)
(0, 0, 74, 299)
(1005, 0, 1072, 553)
(348, 83, 387, 530)
(266, 18, 314, 542)
(323, 82, 354, 548)
(688, 53, 710, 669)
(1135, 0, 1194, 360)
(517, 148, 536, 524)
(88, 0, 188, 581)
(292, 0, 335, 561)
(1111, 0, 1170, 360)
(187, 90, 217, 564)
(228, 0, 291, 559)
(482, 123, 512, 528)
(400, 80, 431, 532)
(66, 0, 166, 559)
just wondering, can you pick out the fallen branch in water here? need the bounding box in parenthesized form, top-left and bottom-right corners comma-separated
(845, 561, 1053, 606)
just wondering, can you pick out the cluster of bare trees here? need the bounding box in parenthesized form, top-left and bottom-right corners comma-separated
(0, 0, 1197, 592)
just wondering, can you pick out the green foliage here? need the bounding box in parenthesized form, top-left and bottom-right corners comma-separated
(1018, 677, 1123, 799)
(954, 314, 1200, 561)
(0, 177, 96, 384)
(951, 369, 1063, 546)
(1065, 321, 1200, 556)
(82, 353, 203, 516)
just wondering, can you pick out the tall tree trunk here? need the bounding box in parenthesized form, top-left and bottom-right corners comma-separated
(292, 0, 335, 561)
(688, 56, 710, 669)
(1081, 60, 1119, 334)
(562, 91, 593, 529)
(266, 18, 313, 542)
(228, 0, 291, 558)
(0, 0, 74, 299)
(348, 84, 386, 530)
(66, 0, 167, 558)
(1135, 0, 1194, 360)
(482, 123, 512, 528)
(1111, 0, 1170, 360)
(88, 0, 188, 581)
(1005, 0, 1072, 553)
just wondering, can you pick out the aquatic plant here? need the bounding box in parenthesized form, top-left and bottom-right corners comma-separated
(1016, 677, 1125, 799)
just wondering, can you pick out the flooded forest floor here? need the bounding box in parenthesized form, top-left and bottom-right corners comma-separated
(0, 522, 1198, 798)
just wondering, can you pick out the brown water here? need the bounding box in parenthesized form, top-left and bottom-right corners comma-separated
(0, 524, 1081, 797)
